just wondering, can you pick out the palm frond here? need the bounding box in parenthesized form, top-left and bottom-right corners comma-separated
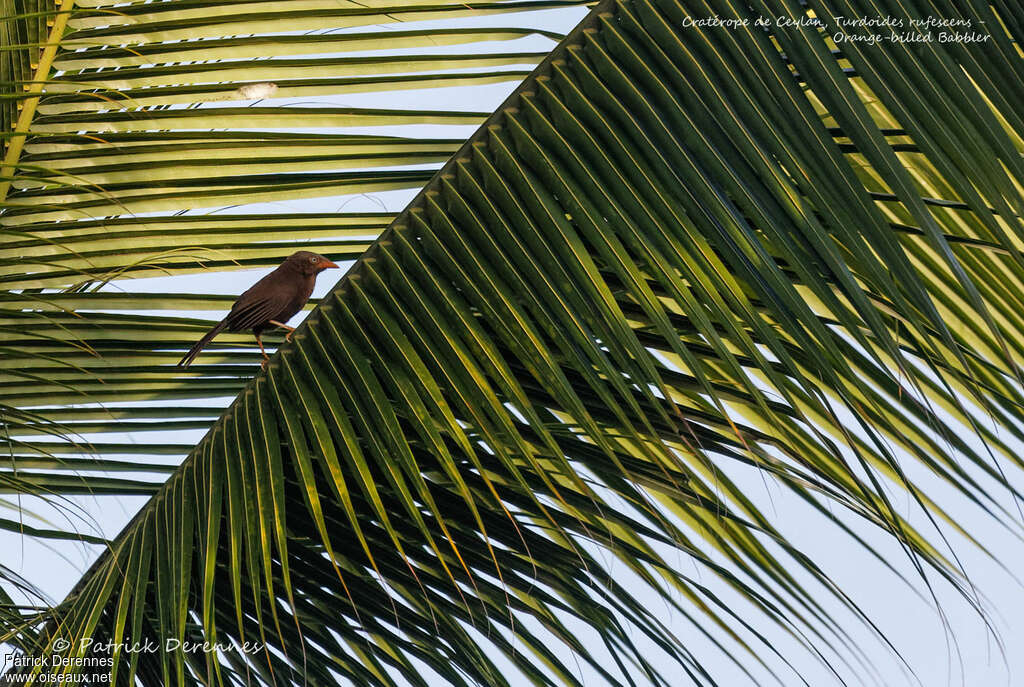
(0, 0, 588, 559)
(7, 0, 1024, 684)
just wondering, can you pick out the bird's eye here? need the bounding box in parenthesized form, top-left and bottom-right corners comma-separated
(310, 256, 318, 263)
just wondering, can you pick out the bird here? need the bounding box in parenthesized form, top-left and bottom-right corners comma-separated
(178, 251, 339, 368)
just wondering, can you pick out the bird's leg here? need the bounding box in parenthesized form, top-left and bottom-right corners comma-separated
(255, 334, 270, 369)
(269, 320, 296, 342)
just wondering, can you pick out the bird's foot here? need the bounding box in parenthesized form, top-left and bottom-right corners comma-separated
(269, 320, 295, 342)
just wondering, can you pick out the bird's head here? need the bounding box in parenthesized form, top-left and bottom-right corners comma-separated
(287, 251, 339, 276)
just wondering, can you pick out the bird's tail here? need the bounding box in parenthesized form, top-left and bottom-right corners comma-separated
(178, 320, 228, 367)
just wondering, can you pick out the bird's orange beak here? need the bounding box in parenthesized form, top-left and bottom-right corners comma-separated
(321, 259, 339, 269)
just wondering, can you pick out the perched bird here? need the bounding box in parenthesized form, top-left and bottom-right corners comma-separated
(178, 251, 339, 368)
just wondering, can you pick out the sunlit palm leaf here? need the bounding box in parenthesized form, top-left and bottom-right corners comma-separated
(0, 0, 587, 558)
(6, 0, 1023, 684)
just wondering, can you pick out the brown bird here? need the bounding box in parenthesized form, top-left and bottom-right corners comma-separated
(178, 251, 339, 368)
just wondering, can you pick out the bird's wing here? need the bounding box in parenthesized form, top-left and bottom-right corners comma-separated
(224, 273, 295, 331)
(226, 293, 291, 331)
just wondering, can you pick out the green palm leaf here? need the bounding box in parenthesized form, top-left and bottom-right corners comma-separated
(5, 0, 1024, 684)
(6, 0, 1024, 683)
(1, 0, 587, 558)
